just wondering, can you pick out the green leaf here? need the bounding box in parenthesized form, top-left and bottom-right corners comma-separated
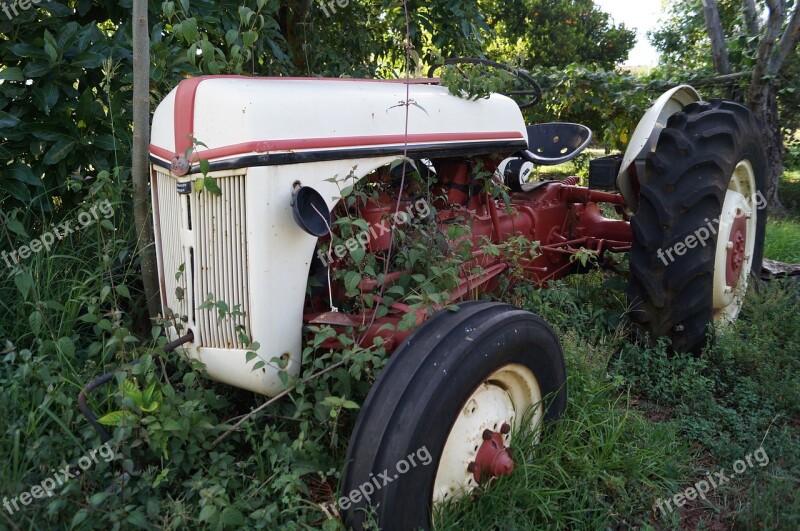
(29, 311, 43, 334)
(71, 511, 88, 528)
(225, 29, 239, 46)
(122, 379, 142, 402)
(91, 134, 118, 150)
(6, 217, 28, 237)
(242, 30, 258, 48)
(115, 285, 131, 299)
(1, 181, 29, 203)
(0, 67, 24, 81)
(139, 401, 160, 413)
(221, 507, 246, 526)
(57, 337, 75, 358)
(97, 410, 136, 427)
(89, 492, 111, 506)
(162, 418, 184, 431)
(162, 1, 175, 19)
(182, 17, 198, 43)
(23, 62, 51, 78)
(344, 270, 361, 294)
(277, 369, 290, 386)
(14, 271, 33, 299)
(198, 505, 218, 523)
(71, 52, 105, 69)
(31, 83, 60, 113)
(9, 43, 48, 58)
(43, 139, 77, 165)
(152, 467, 171, 488)
(0, 111, 20, 129)
(43, 29, 59, 61)
(398, 311, 418, 331)
(204, 175, 222, 196)
(7, 163, 43, 187)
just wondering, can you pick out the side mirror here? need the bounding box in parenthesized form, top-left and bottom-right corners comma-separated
(291, 186, 332, 237)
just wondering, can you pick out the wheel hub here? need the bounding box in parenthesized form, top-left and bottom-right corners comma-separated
(712, 160, 758, 324)
(726, 212, 748, 287)
(468, 425, 515, 483)
(432, 364, 542, 506)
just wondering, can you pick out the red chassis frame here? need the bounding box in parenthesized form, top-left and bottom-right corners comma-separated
(302, 155, 632, 351)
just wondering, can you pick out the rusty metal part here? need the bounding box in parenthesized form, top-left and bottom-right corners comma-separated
(471, 430, 515, 483)
(726, 212, 748, 287)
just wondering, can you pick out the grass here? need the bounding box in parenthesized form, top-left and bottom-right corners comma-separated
(764, 170, 800, 263)
(764, 219, 800, 262)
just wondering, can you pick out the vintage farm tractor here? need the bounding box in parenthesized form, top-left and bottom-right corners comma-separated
(148, 70, 766, 529)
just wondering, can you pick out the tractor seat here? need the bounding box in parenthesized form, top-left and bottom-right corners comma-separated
(524, 122, 593, 166)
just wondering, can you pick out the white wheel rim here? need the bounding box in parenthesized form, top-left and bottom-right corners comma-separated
(713, 160, 758, 324)
(431, 363, 542, 506)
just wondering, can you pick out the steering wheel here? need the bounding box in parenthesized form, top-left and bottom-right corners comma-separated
(427, 58, 543, 109)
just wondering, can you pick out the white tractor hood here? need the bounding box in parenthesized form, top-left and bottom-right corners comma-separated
(149, 76, 528, 170)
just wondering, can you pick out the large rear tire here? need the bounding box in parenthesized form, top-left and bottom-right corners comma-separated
(627, 99, 767, 354)
(340, 301, 567, 530)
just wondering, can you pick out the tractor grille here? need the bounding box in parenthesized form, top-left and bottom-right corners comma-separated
(154, 170, 190, 321)
(153, 168, 252, 349)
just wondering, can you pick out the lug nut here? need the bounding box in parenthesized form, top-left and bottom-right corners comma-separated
(500, 423, 511, 434)
(727, 242, 734, 250)
(482, 429, 493, 441)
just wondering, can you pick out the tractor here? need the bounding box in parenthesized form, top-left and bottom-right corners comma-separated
(148, 66, 766, 529)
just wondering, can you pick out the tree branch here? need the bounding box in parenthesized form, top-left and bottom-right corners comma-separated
(742, 0, 760, 37)
(132, 0, 160, 320)
(767, 0, 800, 75)
(749, 0, 785, 100)
(701, 0, 731, 74)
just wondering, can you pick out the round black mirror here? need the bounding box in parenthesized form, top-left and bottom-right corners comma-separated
(291, 186, 331, 237)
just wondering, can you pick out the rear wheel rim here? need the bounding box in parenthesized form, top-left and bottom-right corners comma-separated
(431, 363, 542, 505)
(713, 160, 757, 323)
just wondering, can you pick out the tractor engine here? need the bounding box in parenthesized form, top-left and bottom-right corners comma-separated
(302, 153, 632, 352)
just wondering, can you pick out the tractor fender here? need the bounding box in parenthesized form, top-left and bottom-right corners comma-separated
(616, 85, 701, 212)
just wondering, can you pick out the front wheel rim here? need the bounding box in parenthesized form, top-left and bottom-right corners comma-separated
(431, 363, 542, 506)
(713, 160, 758, 323)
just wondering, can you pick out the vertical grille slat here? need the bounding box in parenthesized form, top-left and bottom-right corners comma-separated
(195, 173, 251, 349)
(153, 169, 251, 349)
(155, 170, 189, 321)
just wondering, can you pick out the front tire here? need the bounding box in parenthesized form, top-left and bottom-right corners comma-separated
(627, 99, 767, 354)
(340, 302, 567, 530)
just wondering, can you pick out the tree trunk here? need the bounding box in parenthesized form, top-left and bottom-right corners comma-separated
(748, 81, 785, 211)
(279, 0, 314, 74)
(701, 0, 731, 75)
(742, 0, 760, 37)
(132, 0, 161, 320)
